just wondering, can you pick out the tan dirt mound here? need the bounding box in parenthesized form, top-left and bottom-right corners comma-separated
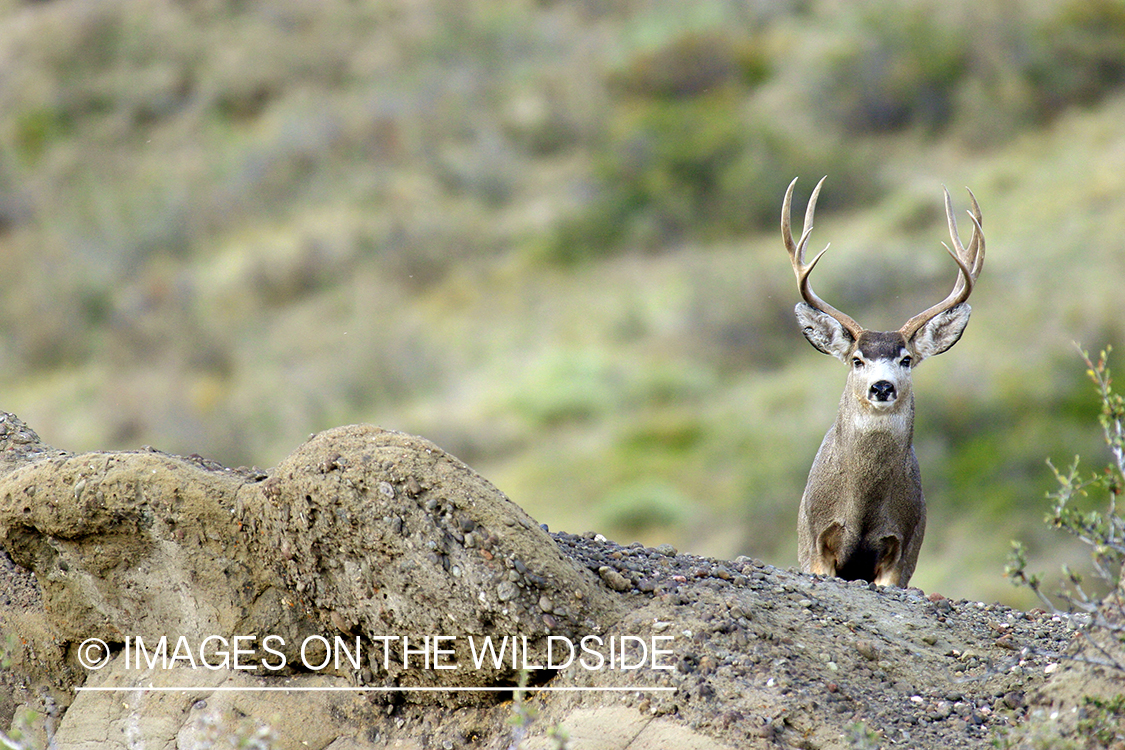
(1, 411, 1117, 749)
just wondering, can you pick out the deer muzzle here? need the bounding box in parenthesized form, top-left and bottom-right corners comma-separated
(869, 380, 896, 402)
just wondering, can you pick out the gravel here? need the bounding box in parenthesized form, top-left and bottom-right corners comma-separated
(545, 529, 1077, 748)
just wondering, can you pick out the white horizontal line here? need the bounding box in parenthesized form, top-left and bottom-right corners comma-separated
(76, 686, 674, 693)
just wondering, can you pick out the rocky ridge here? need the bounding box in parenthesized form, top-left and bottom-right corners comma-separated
(0, 411, 1121, 749)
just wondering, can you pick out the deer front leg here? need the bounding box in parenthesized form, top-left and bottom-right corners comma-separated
(811, 522, 844, 577)
(872, 535, 902, 587)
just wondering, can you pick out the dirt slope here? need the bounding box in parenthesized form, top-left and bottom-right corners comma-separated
(0, 411, 1118, 749)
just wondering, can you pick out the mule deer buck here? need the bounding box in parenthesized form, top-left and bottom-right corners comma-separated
(782, 177, 984, 587)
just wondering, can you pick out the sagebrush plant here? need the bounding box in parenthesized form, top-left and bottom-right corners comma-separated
(1007, 347, 1125, 672)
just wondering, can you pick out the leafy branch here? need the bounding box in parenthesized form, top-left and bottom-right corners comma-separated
(1007, 346, 1125, 672)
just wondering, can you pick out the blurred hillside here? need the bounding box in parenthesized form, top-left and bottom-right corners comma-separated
(1, 0, 1124, 606)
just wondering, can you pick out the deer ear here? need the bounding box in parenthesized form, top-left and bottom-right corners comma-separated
(909, 303, 971, 362)
(795, 302, 855, 362)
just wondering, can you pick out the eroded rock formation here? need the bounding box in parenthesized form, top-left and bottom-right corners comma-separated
(0, 411, 1116, 750)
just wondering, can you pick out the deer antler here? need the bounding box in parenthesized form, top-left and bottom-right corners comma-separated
(782, 176, 864, 341)
(898, 186, 985, 340)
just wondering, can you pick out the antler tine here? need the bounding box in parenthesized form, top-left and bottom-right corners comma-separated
(782, 176, 864, 340)
(899, 186, 985, 340)
(966, 188, 985, 279)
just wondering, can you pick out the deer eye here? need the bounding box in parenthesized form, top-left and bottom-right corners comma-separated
(900, 356, 913, 368)
(852, 357, 864, 369)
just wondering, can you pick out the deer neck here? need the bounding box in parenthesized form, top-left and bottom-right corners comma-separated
(842, 393, 914, 445)
(833, 391, 916, 487)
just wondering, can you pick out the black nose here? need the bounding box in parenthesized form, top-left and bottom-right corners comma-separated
(869, 381, 896, 402)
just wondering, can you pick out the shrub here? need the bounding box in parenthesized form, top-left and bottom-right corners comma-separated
(544, 86, 879, 261)
(1008, 347, 1125, 667)
(811, 0, 1125, 144)
(1028, 0, 1125, 118)
(1002, 347, 1125, 747)
(607, 30, 771, 100)
(816, 4, 968, 136)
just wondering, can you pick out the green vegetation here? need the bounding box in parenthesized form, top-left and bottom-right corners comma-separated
(547, 27, 876, 260)
(814, 0, 1125, 143)
(506, 670, 569, 750)
(846, 720, 883, 750)
(0, 709, 38, 750)
(1, 635, 41, 750)
(1, 0, 1124, 605)
(1008, 349, 1125, 649)
(993, 687, 1125, 749)
(1000, 349, 1125, 748)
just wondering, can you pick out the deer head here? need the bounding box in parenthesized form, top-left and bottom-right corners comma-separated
(782, 176, 984, 586)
